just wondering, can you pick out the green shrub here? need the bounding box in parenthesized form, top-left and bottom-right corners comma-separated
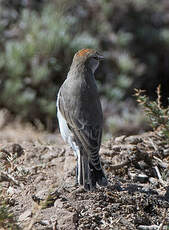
(135, 86, 169, 142)
(0, 0, 169, 130)
(0, 1, 98, 129)
(0, 188, 20, 229)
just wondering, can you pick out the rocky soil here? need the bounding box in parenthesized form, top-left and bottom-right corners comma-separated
(0, 123, 169, 230)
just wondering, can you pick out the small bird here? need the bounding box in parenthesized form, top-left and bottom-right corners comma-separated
(56, 48, 108, 191)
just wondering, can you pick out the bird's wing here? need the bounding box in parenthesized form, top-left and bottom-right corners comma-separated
(58, 90, 102, 170)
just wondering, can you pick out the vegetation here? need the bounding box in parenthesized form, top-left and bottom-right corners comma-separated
(0, 1, 169, 228)
(0, 0, 98, 129)
(0, 189, 20, 229)
(0, 0, 169, 130)
(135, 86, 169, 142)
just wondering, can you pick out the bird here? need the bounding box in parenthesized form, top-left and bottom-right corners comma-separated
(56, 48, 108, 191)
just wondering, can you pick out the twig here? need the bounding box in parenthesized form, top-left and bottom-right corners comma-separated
(138, 225, 159, 230)
(0, 171, 20, 186)
(154, 166, 162, 181)
(148, 137, 158, 151)
(158, 208, 167, 230)
(52, 220, 57, 230)
(102, 151, 119, 158)
(163, 149, 169, 157)
(153, 156, 168, 169)
(110, 158, 130, 170)
(156, 85, 161, 109)
(154, 166, 167, 186)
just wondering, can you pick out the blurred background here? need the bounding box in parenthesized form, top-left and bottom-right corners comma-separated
(0, 0, 169, 138)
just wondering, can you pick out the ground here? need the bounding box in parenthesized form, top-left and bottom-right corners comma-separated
(0, 122, 169, 230)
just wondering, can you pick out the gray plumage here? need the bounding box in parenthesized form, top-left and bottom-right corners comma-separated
(57, 49, 108, 191)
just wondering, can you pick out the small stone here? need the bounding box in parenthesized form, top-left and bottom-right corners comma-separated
(137, 161, 149, 169)
(7, 186, 18, 195)
(19, 210, 32, 222)
(12, 144, 24, 157)
(128, 172, 136, 180)
(149, 177, 158, 186)
(163, 149, 169, 157)
(54, 199, 63, 208)
(34, 175, 45, 183)
(115, 135, 126, 143)
(34, 189, 49, 200)
(40, 151, 57, 162)
(136, 173, 148, 183)
(125, 136, 142, 144)
(38, 220, 50, 226)
(128, 172, 148, 183)
(55, 210, 77, 230)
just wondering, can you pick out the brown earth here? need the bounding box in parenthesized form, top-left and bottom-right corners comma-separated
(0, 122, 169, 230)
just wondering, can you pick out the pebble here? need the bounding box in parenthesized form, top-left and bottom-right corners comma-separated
(149, 177, 158, 186)
(18, 210, 32, 221)
(54, 199, 63, 208)
(128, 172, 148, 183)
(115, 135, 126, 143)
(136, 174, 149, 183)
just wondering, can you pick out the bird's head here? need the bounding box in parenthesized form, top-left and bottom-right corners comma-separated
(72, 48, 104, 73)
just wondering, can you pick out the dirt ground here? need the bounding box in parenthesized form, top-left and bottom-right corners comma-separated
(0, 122, 169, 230)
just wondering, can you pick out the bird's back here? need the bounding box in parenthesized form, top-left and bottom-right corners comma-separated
(58, 71, 103, 128)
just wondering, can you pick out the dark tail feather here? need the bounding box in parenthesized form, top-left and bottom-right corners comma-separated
(78, 154, 108, 191)
(89, 162, 108, 187)
(78, 154, 96, 191)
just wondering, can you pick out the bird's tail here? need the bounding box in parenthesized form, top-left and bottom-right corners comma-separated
(78, 154, 108, 191)
(89, 162, 108, 188)
(78, 154, 91, 190)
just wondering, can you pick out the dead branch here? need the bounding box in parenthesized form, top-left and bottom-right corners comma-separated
(0, 171, 20, 186)
(138, 225, 159, 230)
(110, 158, 130, 170)
(154, 166, 167, 187)
(153, 156, 169, 169)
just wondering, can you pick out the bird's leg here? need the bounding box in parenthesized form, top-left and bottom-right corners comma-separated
(75, 160, 78, 185)
(73, 150, 79, 186)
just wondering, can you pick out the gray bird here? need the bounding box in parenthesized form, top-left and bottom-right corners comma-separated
(56, 48, 108, 191)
